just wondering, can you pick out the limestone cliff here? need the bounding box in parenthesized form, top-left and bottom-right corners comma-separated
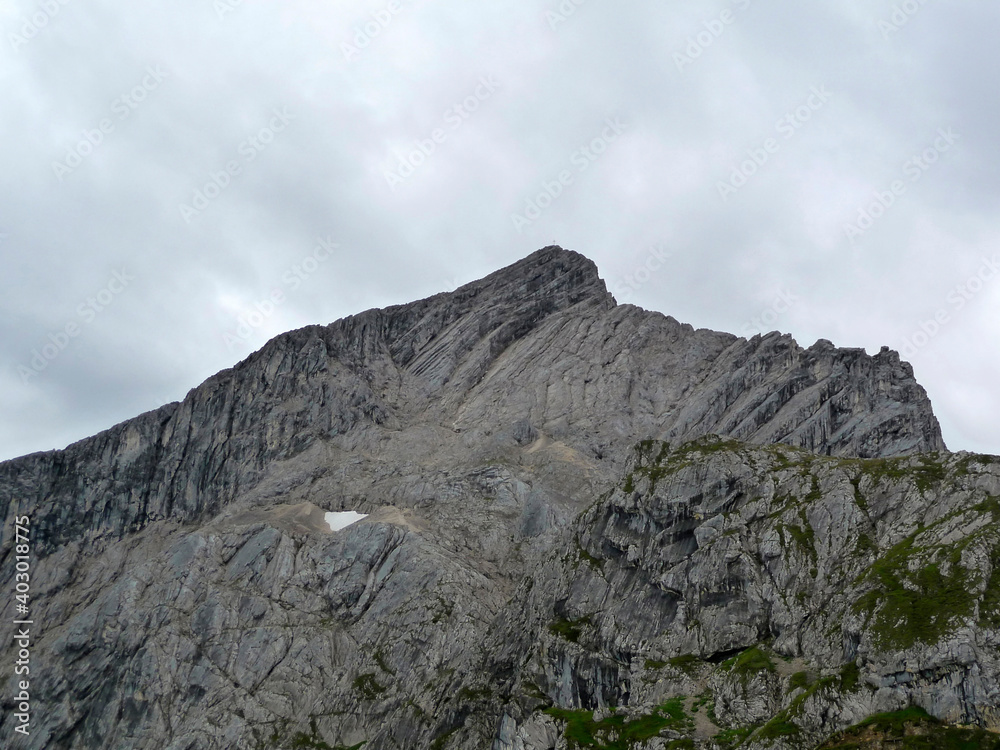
(2, 246, 990, 750)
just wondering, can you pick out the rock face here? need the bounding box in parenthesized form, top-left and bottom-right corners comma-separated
(1, 246, 990, 750)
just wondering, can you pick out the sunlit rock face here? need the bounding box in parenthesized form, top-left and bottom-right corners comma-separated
(3, 246, 986, 750)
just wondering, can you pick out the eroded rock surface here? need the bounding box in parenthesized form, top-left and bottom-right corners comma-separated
(1, 246, 985, 750)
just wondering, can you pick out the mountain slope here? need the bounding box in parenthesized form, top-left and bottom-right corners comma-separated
(0, 247, 944, 556)
(0, 246, 983, 750)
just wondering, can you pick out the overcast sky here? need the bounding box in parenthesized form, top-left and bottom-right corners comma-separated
(2, 0, 998, 463)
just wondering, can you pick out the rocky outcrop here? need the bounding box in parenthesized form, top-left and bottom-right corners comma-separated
(488, 438, 1000, 748)
(0, 248, 944, 555)
(0, 246, 975, 750)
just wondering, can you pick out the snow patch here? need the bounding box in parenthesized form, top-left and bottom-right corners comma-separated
(325, 511, 368, 532)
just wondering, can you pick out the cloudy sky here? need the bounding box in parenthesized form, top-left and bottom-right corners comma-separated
(2, 0, 998, 462)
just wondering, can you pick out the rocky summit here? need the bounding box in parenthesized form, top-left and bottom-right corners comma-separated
(2, 246, 998, 750)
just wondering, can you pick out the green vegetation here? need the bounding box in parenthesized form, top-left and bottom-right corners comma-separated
(575, 537, 604, 571)
(286, 717, 364, 750)
(624, 436, 743, 493)
(712, 724, 757, 749)
(521, 680, 552, 705)
(549, 615, 592, 643)
(722, 646, 776, 682)
(456, 685, 491, 702)
(352, 673, 386, 701)
(429, 727, 459, 750)
(818, 706, 1000, 749)
(691, 690, 712, 714)
(980, 544, 1000, 629)
(848, 706, 933, 733)
(845, 454, 951, 494)
(785, 508, 818, 564)
(645, 653, 702, 675)
(838, 661, 861, 692)
(977, 494, 1000, 520)
(854, 532, 877, 557)
(545, 698, 694, 749)
(373, 649, 395, 675)
(289, 737, 364, 750)
(911, 456, 949, 492)
(430, 595, 455, 624)
(668, 653, 702, 675)
(849, 475, 868, 512)
(763, 443, 804, 471)
(756, 715, 799, 741)
(736, 663, 863, 746)
(788, 671, 812, 691)
(852, 537, 977, 650)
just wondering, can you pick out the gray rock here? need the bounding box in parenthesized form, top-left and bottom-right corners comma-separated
(0, 247, 984, 750)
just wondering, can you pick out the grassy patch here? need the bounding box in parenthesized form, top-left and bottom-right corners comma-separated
(667, 654, 702, 675)
(854, 533, 877, 557)
(289, 738, 363, 750)
(287, 717, 364, 750)
(848, 454, 951, 494)
(548, 615, 592, 644)
(749, 666, 860, 745)
(576, 537, 604, 571)
(521, 680, 552, 705)
(545, 698, 694, 749)
(373, 649, 395, 675)
(979, 544, 1000, 629)
(852, 537, 977, 650)
(786, 508, 817, 564)
(722, 646, 776, 682)
(838, 661, 861, 692)
(456, 685, 491, 703)
(712, 724, 757, 749)
(788, 671, 812, 691)
(430, 595, 455, 624)
(429, 728, 458, 750)
(352, 673, 386, 701)
(818, 706, 1000, 749)
(757, 715, 799, 741)
(691, 690, 712, 714)
(626, 436, 743, 492)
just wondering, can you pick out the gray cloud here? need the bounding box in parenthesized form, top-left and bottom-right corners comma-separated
(2, 0, 998, 461)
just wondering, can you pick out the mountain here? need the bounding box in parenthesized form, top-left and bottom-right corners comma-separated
(2, 246, 996, 750)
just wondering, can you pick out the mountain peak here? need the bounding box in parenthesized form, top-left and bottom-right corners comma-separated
(446, 244, 611, 311)
(0, 245, 976, 750)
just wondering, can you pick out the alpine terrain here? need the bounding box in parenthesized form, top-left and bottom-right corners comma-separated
(2, 246, 999, 750)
